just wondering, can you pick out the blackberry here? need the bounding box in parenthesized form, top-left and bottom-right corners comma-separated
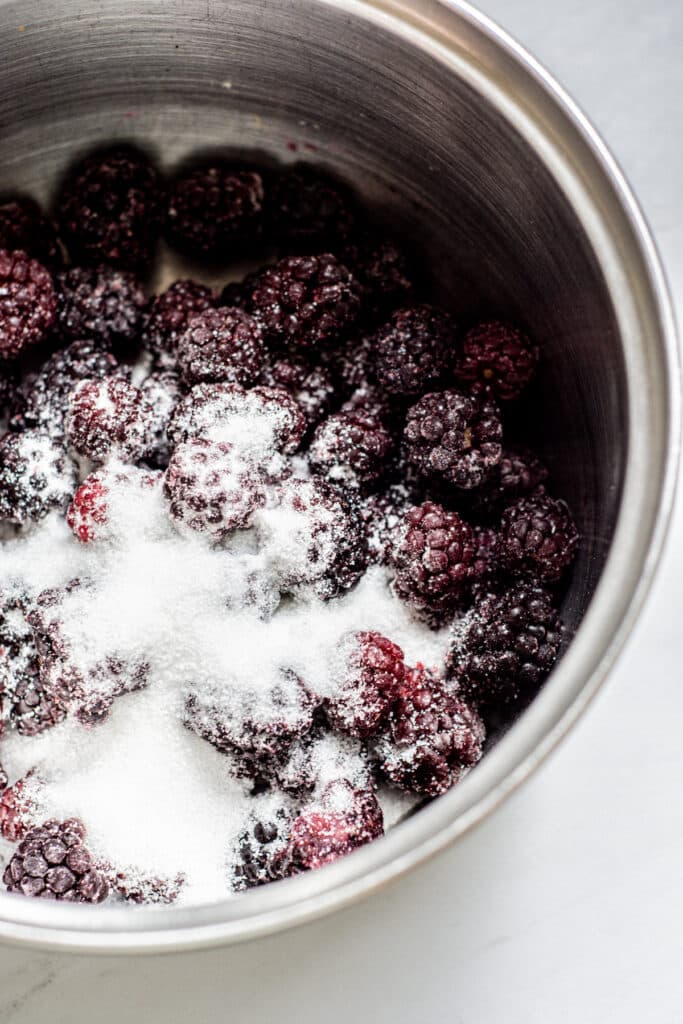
(55, 265, 147, 350)
(164, 438, 266, 540)
(0, 592, 36, 735)
(319, 780, 384, 845)
(113, 871, 184, 905)
(374, 665, 485, 797)
(75, 654, 150, 726)
(499, 492, 578, 584)
(260, 355, 336, 428)
(220, 279, 249, 309)
(288, 789, 383, 873)
(470, 526, 501, 592)
(55, 145, 162, 271)
(467, 446, 548, 522)
(271, 729, 373, 798)
(139, 370, 182, 467)
(0, 432, 77, 525)
(246, 253, 361, 351)
(67, 465, 162, 544)
(255, 476, 367, 600)
(403, 388, 503, 490)
(391, 502, 476, 621)
(341, 237, 413, 320)
(372, 305, 454, 397)
(266, 166, 356, 251)
(232, 810, 293, 891)
(0, 373, 14, 416)
(166, 164, 264, 259)
(0, 249, 56, 361)
(0, 194, 63, 269)
(332, 333, 376, 395)
(65, 377, 153, 463)
(308, 410, 394, 490)
(359, 483, 411, 566)
(326, 630, 405, 738)
(143, 279, 215, 369)
(3, 818, 109, 902)
(0, 775, 36, 842)
(454, 321, 538, 401)
(176, 307, 265, 388)
(449, 581, 564, 707)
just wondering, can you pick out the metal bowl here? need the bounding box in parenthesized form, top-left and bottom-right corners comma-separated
(0, 0, 677, 952)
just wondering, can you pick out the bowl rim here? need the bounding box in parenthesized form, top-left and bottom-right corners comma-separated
(0, 0, 678, 953)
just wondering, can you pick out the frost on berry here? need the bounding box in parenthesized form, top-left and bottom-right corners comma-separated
(0, 249, 56, 360)
(176, 306, 265, 387)
(138, 370, 182, 468)
(65, 377, 154, 463)
(0, 431, 77, 525)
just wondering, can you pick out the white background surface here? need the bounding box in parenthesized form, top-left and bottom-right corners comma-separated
(1, 2, 682, 1021)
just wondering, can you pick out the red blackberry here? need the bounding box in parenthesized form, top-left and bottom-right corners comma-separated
(143, 279, 215, 369)
(67, 465, 162, 544)
(232, 810, 293, 890)
(0, 432, 77, 524)
(0, 194, 63, 269)
(166, 164, 264, 259)
(260, 355, 336, 428)
(4, 818, 109, 902)
(454, 321, 538, 401)
(0, 249, 56, 361)
(319, 780, 384, 844)
(0, 774, 37, 842)
(288, 789, 383, 873)
(308, 410, 394, 490)
(359, 483, 412, 565)
(372, 305, 455, 397)
(55, 265, 147, 350)
(499, 492, 578, 584)
(403, 388, 503, 490)
(327, 631, 405, 738)
(392, 502, 476, 621)
(246, 253, 361, 351)
(139, 370, 182, 467)
(255, 476, 367, 600)
(374, 665, 485, 797)
(176, 307, 265, 388)
(65, 377, 153, 463)
(55, 145, 162, 271)
(266, 166, 356, 251)
(449, 581, 564, 707)
(164, 438, 266, 540)
(341, 237, 413, 320)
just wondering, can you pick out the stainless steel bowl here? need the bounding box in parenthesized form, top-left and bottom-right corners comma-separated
(0, 0, 677, 952)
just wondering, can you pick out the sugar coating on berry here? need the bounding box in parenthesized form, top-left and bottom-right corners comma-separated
(372, 304, 454, 396)
(0, 249, 56, 360)
(144, 279, 215, 369)
(359, 484, 412, 566)
(308, 410, 394, 490)
(326, 630, 405, 738)
(56, 265, 147, 350)
(67, 464, 163, 544)
(499, 492, 578, 583)
(0, 194, 63, 268)
(175, 306, 265, 387)
(260, 356, 336, 427)
(4, 818, 109, 902)
(0, 774, 38, 842)
(138, 370, 182, 468)
(0, 432, 77, 525)
(166, 165, 264, 259)
(65, 377, 153, 462)
(455, 321, 538, 401)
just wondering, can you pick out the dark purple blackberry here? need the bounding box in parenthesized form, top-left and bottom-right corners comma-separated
(308, 410, 394, 490)
(55, 146, 162, 271)
(260, 355, 336, 428)
(0, 592, 35, 736)
(166, 165, 264, 259)
(9, 339, 121, 440)
(75, 655, 150, 726)
(391, 501, 476, 621)
(232, 810, 293, 891)
(164, 438, 266, 540)
(56, 265, 147, 350)
(0, 432, 77, 525)
(4, 818, 109, 902)
(341, 237, 413, 320)
(374, 665, 485, 797)
(499, 492, 578, 584)
(288, 789, 383, 874)
(246, 254, 361, 351)
(0, 194, 63, 269)
(467, 446, 548, 522)
(0, 373, 15, 417)
(403, 388, 503, 490)
(266, 166, 356, 251)
(65, 377, 153, 463)
(139, 370, 182, 467)
(143, 279, 215, 369)
(372, 305, 455, 397)
(332, 332, 376, 394)
(359, 483, 412, 566)
(256, 476, 367, 600)
(449, 581, 564, 707)
(0, 249, 56, 361)
(326, 631, 405, 738)
(176, 307, 265, 388)
(454, 321, 538, 401)
(220, 279, 249, 309)
(470, 526, 501, 592)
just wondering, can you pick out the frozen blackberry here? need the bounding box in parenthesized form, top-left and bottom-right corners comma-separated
(403, 388, 503, 490)
(255, 476, 367, 600)
(467, 446, 549, 522)
(67, 465, 162, 544)
(139, 370, 182, 467)
(341, 237, 413, 320)
(220, 279, 249, 309)
(4, 818, 109, 902)
(269, 728, 374, 798)
(359, 483, 412, 566)
(0, 372, 14, 416)
(260, 355, 336, 428)
(266, 166, 356, 251)
(0, 249, 56, 361)
(332, 332, 376, 394)
(288, 789, 383, 874)
(449, 581, 564, 707)
(327, 631, 405, 738)
(374, 665, 485, 797)
(176, 307, 265, 388)
(0, 432, 77, 525)
(319, 780, 384, 843)
(0, 194, 62, 269)
(0, 774, 37, 842)
(470, 526, 501, 592)
(55, 265, 147, 350)
(10, 339, 121, 440)
(166, 164, 264, 259)
(55, 145, 162, 271)
(499, 492, 578, 584)
(232, 810, 293, 890)
(372, 305, 455, 397)
(308, 410, 394, 490)
(76, 654, 150, 726)
(65, 377, 153, 462)
(0, 592, 36, 736)
(143, 279, 215, 368)
(392, 502, 476, 621)
(454, 321, 538, 401)
(246, 253, 361, 351)
(164, 438, 266, 540)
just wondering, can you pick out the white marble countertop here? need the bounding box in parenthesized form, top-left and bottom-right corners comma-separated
(1, 2, 682, 1020)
